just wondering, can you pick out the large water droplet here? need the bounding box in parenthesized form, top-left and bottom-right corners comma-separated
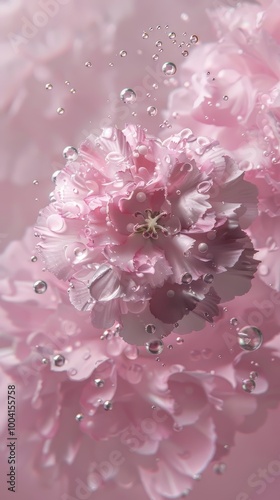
(63, 146, 78, 161)
(120, 88, 136, 104)
(162, 62, 177, 76)
(53, 354, 65, 367)
(242, 378, 256, 393)
(145, 339, 164, 355)
(237, 326, 263, 351)
(33, 280, 47, 294)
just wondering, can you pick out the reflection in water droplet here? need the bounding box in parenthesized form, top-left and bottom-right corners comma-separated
(237, 326, 263, 351)
(242, 378, 256, 393)
(145, 339, 164, 355)
(33, 280, 47, 294)
(57, 107, 65, 115)
(53, 354, 65, 367)
(63, 146, 78, 161)
(162, 62, 177, 76)
(120, 88, 136, 104)
(103, 400, 113, 411)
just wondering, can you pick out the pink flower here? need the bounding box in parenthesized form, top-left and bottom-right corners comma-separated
(1, 230, 279, 500)
(35, 125, 258, 345)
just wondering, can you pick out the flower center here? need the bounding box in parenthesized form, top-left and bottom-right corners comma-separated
(133, 209, 168, 239)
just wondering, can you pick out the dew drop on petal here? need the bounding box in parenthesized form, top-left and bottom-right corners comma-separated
(103, 400, 113, 411)
(53, 354, 65, 367)
(237, 326, 263, 351)
(119, 50, 127, 57)
(57, 107, 65, 115)
(45, 83, 53, 90)
(31, 256, 37, 263)
(85, 61, 92, 67)
(182, 273, 192, 284)
(145, 324, 156, 334)
(33, 280, 47, 294)
(182, 50, 189, 57)
(63, 146, 78, 161)
(242, 378, 256, 393)
(190, 34, 198, 44)
(176, 337, 184, 344)
(162, 62, 177, 76)
(203, 273, 214, 284)
(142, 31, 149, 39)
(147, 106, 158, 116)
(145, 339, 164, 354)
(94, 378, 105, 388)
(198, 243, 208, 253)
(120, 88, 136, 103)
(168, 32, 176, 39)
(223, 95, 229, 101)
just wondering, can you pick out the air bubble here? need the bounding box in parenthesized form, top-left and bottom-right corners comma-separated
(147, 106, 158, 116)
(120, 88, 136, 104)
(162, 62, 177, 76)
(237, 326, 263, 351)
(33, 280, 47, 294)
(242, 378, 256, 393)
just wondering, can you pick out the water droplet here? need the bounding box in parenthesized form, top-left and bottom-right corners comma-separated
(203, 273, 214, 284)
(70, 88, 76, 94)
(198, 243, 208, 253)
(120, 88, 136, 104)
(147, 105, 158, 117)
(223, 95, 229, 101)
(145, 324, 156, 334)
(53, 354, 65, 367)
(162, 62, 177, 76)
(63, 146, 78, 161)
(190, 34, 198, 44)
(249, 371, 258, 380)
(237, 326, 263, 351)
(136, 191, 147, 202)
(213, 463, 227, 475)
(182, 273, 192, 284)
(33, 179, 39, 185)
(94, 378, 105, 388)
(31, 255, 37, 263)
(45, 83, 53, 90)
(230, 317, 238, 326)
(168, 344, 173, 349)
(145, 339, 164, 355)
(182, 50, 189, 57)
(156, 40, 163, 47)
(75, 413, 84, 422)
(142, 32, 149, 39)
(103, 400, 113, 411)
(85, 61, 92, 67)
(33, 280, 47, 294)
(57, 107, 65, 115)
(176, 337, 184, 344)
(119, 50, 127, 57)
(167, 289, 175, 298)
(168, 32, 176, 39)
(242, 378, 256, 393)
(152, 54, 159, 61)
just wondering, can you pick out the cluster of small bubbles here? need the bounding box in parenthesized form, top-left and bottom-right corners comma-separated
(145, 324, 156, 334)
(33, 280, 47, 294)
(249, 371, 258, 380)
(162, 62, 177, 76)
(31, 255, 37, 263)
(63, 146, 78, 161)
(176, 337, 184, 344)
(94, 378, 105, 388)
(147, 106, 158, 117)
(237, 326, 263, 351)
(203, 273, 214, 284)
(57, 107, 65, 115)
(120, 88, 136, 104)
(190, 34, 199, 44)
(182, 273, 192, 284)
(53, 354, 65, 367)
(142, 31, 149, 39)
(152, 54, 159, 61)
(182, 50, 189, 57)
(145, 339, 164, 355)
(75, 413, 84, 422)
(168, 32, 176, 39)
(242, 378, 256, 393)
(198, 243, 208, 253)
(103, 400, 113, 411)
(119, 50, 127, 57)
(85, 61, 92, 67)
(213, 463, 227, 475)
